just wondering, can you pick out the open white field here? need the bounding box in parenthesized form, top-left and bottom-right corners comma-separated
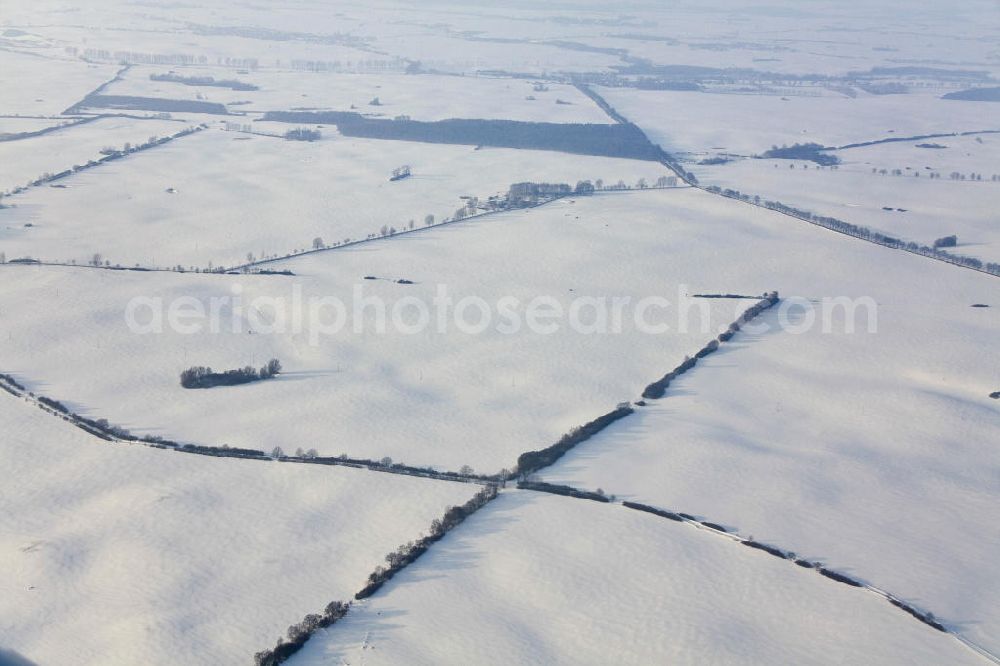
(834, 133, 1000, 178)
(577, 6, 999, 79)
(0, 117, 73, 136)
(697, 157, 1000, 263)
(362, 0, 1000, 78)
(289, 491, 979, 666)
(0, 115, 190, 194)
(0, 128, 669, 268)
(0, 50, 116, 116)
(100, 65, 612, 123)
(0, 214, 746, 474)
(2, 20, 378, 74)
(534, 200, 1000, 652)
(0, 390, 478, 666)
(375, 33, 619, 75)
(602, 87, 1000, 157)
(5, 0, 998, 81)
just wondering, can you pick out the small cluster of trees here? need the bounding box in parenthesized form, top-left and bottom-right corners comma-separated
(150, 72, 258, 91)
(253, 601, 351, 666)
(180, 358, 281, 389)
(0, 373, 26, 398)
(871, 168, 998, 181)
(933, 234, 958, 248)
(623, 501, 685, 522)
(268, 446, 320, 459)
(356, 484, 499, 599)
(504, 175, 676, 208)
(517, 480, 611, 503)
(284, 127, 321, 141)
(947, 171, 993, 181)
(760, 142, 840, 166)
(288, 57, 409, 74)
(82, 48, 258, 69)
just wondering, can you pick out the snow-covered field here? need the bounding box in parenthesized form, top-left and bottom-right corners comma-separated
(100, 65, 612, 123)
(0, 391, 478, 666)
(289, 491, 980, 665)
(3, 184, 994, 477)
(0, 128, 668, 268)
(834, 133, 1000, 177)
(0, 117, 73, 135)
(697, 156, 1000, 262)
(536, 195, 1000, 653)
(2, 1, 998, 663)
(0, 200, 745, 473)
(0, 116, 190, 194)
(603, 87, 1000, 157)
(0, 49, 116, 116)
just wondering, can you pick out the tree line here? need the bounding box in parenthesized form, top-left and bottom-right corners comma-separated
(150, 72, 258, 91)
(643, 292, 780, 400)
(0, 125, 204, 205)
(253, 484, 500, 665)
(705, 185, 1000, 276)
(262, 111, 664, 161)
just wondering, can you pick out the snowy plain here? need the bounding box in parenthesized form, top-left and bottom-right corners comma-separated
(0, 390, 478, 666)
(1, 0, 998, 663)
(0, 49, 116, 116)
(0, 195, 748, 473)
(834, 133, 1000, 177)
(288, 491, 981, 666)
(0, 128, 668, 268)
(603, 87, 1000, 157)
(697, 156, 1000, 263)
(535, 194, 1000, 653)
(0, 115, 191, 194)
(99, 65, 613, 123)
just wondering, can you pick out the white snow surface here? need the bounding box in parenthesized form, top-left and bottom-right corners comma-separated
(0, 392, 478, 666)
(537, 192, 1000, 653)
(697, 156, 1000, 263)
(0, 128, 668, 268)
(101, 65, 613, 123)
(0, 50, 117, 116)
(288, 491, 981, 666)
(0, 195, 747, 473)
(0, 116, 190, 194)
(603, 87, 1000, 157)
